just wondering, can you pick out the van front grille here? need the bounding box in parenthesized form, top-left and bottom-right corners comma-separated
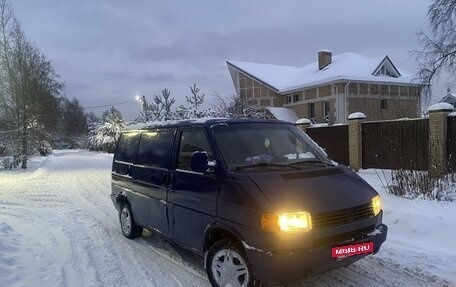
(312, 203, 374, 230)
(314, 225, 376, 248)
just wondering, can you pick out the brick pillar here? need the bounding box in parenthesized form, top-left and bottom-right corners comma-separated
(348, 112, 366, 171)
(428, 103, 453, 177)
(296, 118, 311, 132)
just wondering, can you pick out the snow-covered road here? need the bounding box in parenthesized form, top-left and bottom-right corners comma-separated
(0, 150, 454, 287)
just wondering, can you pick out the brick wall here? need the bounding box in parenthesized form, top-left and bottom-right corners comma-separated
(348, 97, 420, 121)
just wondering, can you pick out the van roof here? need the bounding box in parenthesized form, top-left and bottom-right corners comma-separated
(124, 118, 290, 131)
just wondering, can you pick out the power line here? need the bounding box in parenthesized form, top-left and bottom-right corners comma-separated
(82, 100, 133, 110)
(56, 67, 232, 87)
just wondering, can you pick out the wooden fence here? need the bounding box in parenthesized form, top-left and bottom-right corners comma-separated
(361, 119, 429, 170)
(305, 125, 349, 166)
(301, 106, 455, 174)
(447, 116, 456, 171)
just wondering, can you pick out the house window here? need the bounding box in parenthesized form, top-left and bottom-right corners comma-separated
(308, 103, 315, 119)
(287, 95, 292, 104)
(323, 101, 330, 121)
(380, 99, 388, 110)
(376, 65, 395, 77)
(293, 94, 300, 103)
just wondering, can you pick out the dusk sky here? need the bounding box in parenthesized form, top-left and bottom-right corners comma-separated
(13, 0, 438, 120)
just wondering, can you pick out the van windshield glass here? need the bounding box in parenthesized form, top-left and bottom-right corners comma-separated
(211, 123, 331, 171)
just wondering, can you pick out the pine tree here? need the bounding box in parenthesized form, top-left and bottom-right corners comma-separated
(186, 84, 205, 118)
(140, 89, 176, 121)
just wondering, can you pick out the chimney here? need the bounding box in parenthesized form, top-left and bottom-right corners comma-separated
(318, 49, 332, 70)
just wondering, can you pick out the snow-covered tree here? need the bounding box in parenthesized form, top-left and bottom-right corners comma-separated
(213, 93, 274, 119)
(87, 107, 125, 153)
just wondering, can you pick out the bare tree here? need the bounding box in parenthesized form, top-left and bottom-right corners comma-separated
(413, 0, 456, 106)
(0, 0, 63, 168)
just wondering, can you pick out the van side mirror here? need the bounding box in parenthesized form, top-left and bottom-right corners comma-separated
(190, 151, 211, 173)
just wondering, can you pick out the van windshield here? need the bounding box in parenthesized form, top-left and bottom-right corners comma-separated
(211, 123, 332, 171)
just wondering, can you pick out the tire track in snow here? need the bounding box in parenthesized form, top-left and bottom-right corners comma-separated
(47, 151, 209, 287)
(291, 253, 451, 287)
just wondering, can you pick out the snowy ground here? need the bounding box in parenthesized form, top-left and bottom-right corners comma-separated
(0, 150, 454, 287)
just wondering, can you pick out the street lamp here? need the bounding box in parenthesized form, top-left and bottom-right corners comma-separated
(135, 94, 148, 121)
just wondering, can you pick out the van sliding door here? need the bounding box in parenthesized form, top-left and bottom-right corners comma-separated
(129, 129, 176, 236)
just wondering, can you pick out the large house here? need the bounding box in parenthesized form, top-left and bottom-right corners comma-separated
(227, 50, 421, 123)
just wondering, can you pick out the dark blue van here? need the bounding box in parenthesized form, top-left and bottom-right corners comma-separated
(111, 119, 387, 286)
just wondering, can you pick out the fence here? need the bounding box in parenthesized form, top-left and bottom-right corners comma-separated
(447, 116, 456, 171)
(362, 119, 428, 170)
(305, 125, 349, 166)
(299, 104, 454, 176)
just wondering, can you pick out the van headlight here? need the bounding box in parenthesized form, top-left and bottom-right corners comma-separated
(261, 212, 312, 232)
(372, 195, 382, 216)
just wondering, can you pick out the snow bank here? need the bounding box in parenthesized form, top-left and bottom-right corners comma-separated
(296, 118, 311, 124)
(348, 112, 366, 120)
(0, 222, 64, 286)
(428, 103, 453, 112)
(358, 169, 456, 283)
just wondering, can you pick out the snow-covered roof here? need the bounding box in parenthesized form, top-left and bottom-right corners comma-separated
(227, 52, 416, 94)
(125, 118, 291, 130)
(267, 107, 298, 123)
(440, 93, 456, 103)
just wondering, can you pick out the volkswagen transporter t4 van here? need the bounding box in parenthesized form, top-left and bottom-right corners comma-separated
(111, 119, 387, 286)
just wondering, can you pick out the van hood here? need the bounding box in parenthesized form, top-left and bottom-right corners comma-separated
(247, 166, 377, 213)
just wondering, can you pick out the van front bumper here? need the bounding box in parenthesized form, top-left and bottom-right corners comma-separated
(246, 224, 388, 283)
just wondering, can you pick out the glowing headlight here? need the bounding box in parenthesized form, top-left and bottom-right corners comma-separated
(372, 195, 382, 216)
(261, 212, 312, 232)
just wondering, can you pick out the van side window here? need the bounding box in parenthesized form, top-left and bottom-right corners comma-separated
(116, 132, 140, 163)
(136, 129, 176, 168)
(177, 130, 213, 170)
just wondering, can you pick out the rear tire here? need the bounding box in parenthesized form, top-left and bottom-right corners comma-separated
(119, 203, 143, 239)
(206, 239, 254, 287)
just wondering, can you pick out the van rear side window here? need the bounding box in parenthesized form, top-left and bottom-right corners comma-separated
(116, 132, 140, 163)
(136, 129, 176, 168)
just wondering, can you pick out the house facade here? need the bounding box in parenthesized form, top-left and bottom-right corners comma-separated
(227, 50, 421, 123)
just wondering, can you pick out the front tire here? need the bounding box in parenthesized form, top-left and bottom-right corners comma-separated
(119, 203, 143, 239)
(206, 240, 253, 287)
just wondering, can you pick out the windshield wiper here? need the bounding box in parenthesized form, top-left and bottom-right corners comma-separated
(287, 160, 334, 167)
(235, 162, 301, 171)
